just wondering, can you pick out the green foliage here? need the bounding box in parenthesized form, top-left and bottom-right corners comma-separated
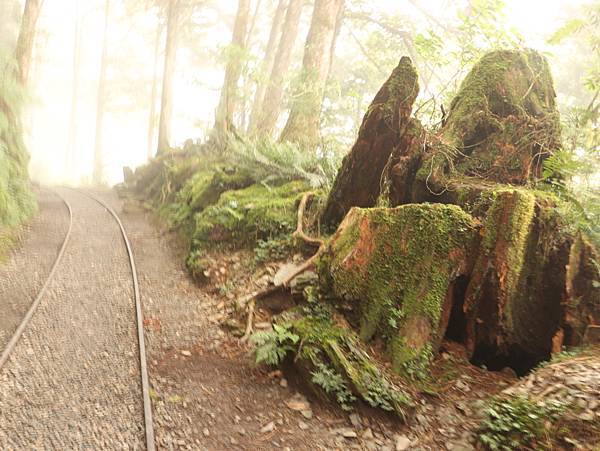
(228, 135, 342, 190)
(250, 323, 300, 366)
(478, 396, 565, 451)
(253, 237, 293, 264)
(191, 180, 308, 250)
(310, 363, 356, 411)
(0, 50, 35, 229)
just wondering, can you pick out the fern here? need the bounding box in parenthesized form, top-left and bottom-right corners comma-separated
(250, 323, 300, 366)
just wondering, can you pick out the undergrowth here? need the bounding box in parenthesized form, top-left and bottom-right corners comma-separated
(478, 395, 565, 451)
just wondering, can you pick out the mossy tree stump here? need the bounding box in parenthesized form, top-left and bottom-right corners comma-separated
(318, 49, 599, 378)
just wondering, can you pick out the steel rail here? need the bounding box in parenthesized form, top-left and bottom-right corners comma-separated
(0, 189, 73, 369)
(76, 189, 156, 451)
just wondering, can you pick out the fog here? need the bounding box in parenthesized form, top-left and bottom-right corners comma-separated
(13, 0, 593, 185)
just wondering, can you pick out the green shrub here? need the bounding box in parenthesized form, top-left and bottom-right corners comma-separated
(478, 395, 565, 450)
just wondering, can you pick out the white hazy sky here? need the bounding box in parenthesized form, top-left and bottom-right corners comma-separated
(24, 0, 586, 185)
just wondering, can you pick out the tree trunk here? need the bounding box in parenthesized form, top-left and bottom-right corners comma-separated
(248, 0, 287, 134)
(255, 0, 304, 136)
(157, 0, 179, 154)
(213, 0, 251, 139)
(327, 0, 344, 79)
(279, 0, 345, 148)
(147, 23, 162, 160)
(66, 0, 81, 177)
(92, 0, 110, 185)
(14, 0, 42, 86)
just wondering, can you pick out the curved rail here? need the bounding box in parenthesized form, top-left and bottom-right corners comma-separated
(0, 189, 73, 369)
(76, 190, 155, 451)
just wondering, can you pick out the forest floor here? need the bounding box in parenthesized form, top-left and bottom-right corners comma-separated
(107, 191, 522, 451)
(1, 188, 598, 450)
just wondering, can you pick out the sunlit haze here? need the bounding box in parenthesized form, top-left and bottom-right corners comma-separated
(21, 0, 589, 184)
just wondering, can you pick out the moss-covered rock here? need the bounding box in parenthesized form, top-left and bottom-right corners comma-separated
(321, 204, 479, 376)
(165, 166, 254, 228)
(190, 180, 310, 253)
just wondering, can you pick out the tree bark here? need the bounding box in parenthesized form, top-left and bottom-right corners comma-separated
(213, 0, 251, 139)
(321, 57, 419, 227)
(14, 0, 42, 86)
(255, 0, 304, 136)
(279, 0, 345, 148)
(66, 0, 81, 177)
(92, 0, 110, 185)
(147, 22, 162, 160)
(157, 0, 179, 154)
(248, 0, 287, 134)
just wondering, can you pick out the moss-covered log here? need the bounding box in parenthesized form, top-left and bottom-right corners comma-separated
(321, 57, 419, 227)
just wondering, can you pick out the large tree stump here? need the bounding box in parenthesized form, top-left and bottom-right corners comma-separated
(317, 49, 599, 377)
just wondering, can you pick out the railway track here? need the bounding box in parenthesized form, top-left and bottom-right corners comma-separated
(0, 187, 155, 450)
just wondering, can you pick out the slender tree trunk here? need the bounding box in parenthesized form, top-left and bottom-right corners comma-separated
(279, 0, 345, 148)
(213, 0, 251, 139)
(157, 0, 179, 154)
(147, 23, 162, 160)
(14, 0, 42, 86)
(327, 1, 344, 79)
(248, 0, 287, 134)
(255, 0, 304, 136)
(92, 0, 110, 185)
(66, 0, 81, 177)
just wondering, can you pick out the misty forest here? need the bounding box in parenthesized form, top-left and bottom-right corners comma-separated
(1, 0, 599, 449)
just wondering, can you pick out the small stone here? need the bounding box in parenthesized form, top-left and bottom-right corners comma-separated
(261, 421, 275, 433)
(285, 393, 310, 412)
(301, 409, 313, 419)
(349, 413, 361, 427)
(181, 350, 191, 357)
(202, 428, 210, 437)
(579, 410, 595, 421)
(395, 434, 411, 450)
(362, 428, 374, 439)
(298, 421, 309, 430)
(337, 428, 357, 438)
(280, 378, 288, 388)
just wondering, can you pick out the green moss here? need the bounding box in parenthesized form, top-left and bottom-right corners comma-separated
(417, 50, 561, 188)
(287, 311, 413, 417)
(324, 204, 478, 376)
(190, 180, 309, 252)
(479, 189, 536, 325)
(165, 167, 254, 229)
(0, 70, 36, 230)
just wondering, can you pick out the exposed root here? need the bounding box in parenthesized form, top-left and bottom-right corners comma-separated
(240, 192, 326, 342)
(240, 299, 256, 343)
(293, 192, 324, 248)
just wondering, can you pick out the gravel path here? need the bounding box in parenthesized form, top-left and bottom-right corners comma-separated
(101, 191, 358, 450)
(0, 188, 70, 350)
(0, 188, 144, 449)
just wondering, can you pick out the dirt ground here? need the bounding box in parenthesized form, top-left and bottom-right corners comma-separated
(110, 191, 522, 451)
